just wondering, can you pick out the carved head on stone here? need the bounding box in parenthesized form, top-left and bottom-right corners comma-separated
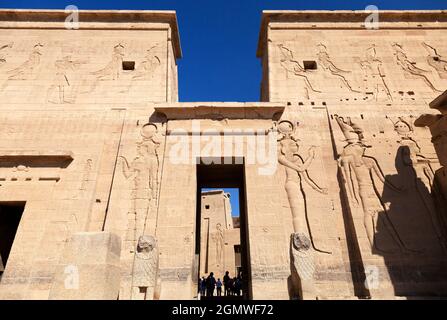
(292, 233, 311, 252)
(137, 235, 156, 253)
(277, 120, 299, 141)
(393, 117, 413, 138)
(141, 123, 158, 140)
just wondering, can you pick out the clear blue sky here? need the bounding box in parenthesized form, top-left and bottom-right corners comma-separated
(2, 0, 445, 102)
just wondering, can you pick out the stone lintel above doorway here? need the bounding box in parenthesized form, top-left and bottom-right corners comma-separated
(154, 102, 285, 121)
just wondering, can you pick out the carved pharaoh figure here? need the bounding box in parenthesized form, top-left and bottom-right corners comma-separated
(316, 43, 360, 93)
(360, 45, 392, 101)
(131, 235, 160, 300)
(212, 223, 224, 267)
(392, 43, 442, 93)
(278, 44, 321, 98)
(415, 99, 447, 244)
(121, 123, 161, 246)
(277, 119, 327, 299)
(47, 55, 85, 104)
(335, 115, 417, 254)
(422, 42, 447, 77)
(391, 117, 447, 251)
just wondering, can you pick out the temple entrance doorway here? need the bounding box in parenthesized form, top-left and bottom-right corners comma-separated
(196, 158, 251, 300)
(0, 202, 25, 282)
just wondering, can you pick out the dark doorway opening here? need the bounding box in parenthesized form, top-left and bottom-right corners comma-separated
(196, 158, 252, 300)
(0, 202, 25, 281)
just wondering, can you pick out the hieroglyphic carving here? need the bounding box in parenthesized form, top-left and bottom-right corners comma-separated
(1, 43, 43, 90)
(0, 42, 13, 67)
(422, 42, 447, 77)
(85, 43, 124, 93)
(80, 159, 93, 191)
(317, 43, 360, 93)
(392, 43, 442, 92)
(47, 56, 86, 104)
(120, 123, 161, 247)
(278, 44, 321, 98)
(390, 117, 447, 251)
(360, 45, 392, 101)
(131, 235, 160, 300)
(276, 119, 327, 299)
(335, 115, 417, 254)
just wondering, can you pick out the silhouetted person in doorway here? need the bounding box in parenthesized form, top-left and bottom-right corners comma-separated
(199, 277, 206, 296)
(223, 271, 230, 296)
(206, 272, 216, 297)
(234, 277, 241, 296)
(216, 278, 222, 296)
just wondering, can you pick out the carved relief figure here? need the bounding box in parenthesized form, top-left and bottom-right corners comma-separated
(278, 44, 321, 98)
(391, 117, 447, 251)
(212, 223, 224, 266)
(131, 235, 159, 300)
(47, 55, 85, 104)
(335, 115, 416, 254)
(392, 43, 442, 92)
(277, 119, 327, 299)
(2, 43, 43, 90)
(360, 45, 392, 101)
(415, 106, 447, 236)
(120, 45, 161, 92)
(277, 120, 327, 233)
(132, 45, 161, 80)
(0, 42, 13, 67)
(316, 43, 360, 93)
(85, 43, 124, 93)
(422, 42, 447, 77)
(120, 123, 161, 246)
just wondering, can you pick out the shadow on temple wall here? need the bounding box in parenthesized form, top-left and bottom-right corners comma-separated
(373, 145, 447, 297)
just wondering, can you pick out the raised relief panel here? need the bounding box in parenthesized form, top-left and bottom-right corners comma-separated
(276, 117, 334, 299)
(120, 122, 164, 250)
(131, 235, 161, 300)
(422, 43, 447, 79)
(360, 45, 392, 102)
(277, 44, 321, 99)
(392, 43, 443, 93)
(265, 18, 447, 103)
(47, 55, 87, 104)
(1, 43, 43, 91)
(331, 106, 447, 297)
(416, 91, 447, 239)
(316, 43, 360, 94)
